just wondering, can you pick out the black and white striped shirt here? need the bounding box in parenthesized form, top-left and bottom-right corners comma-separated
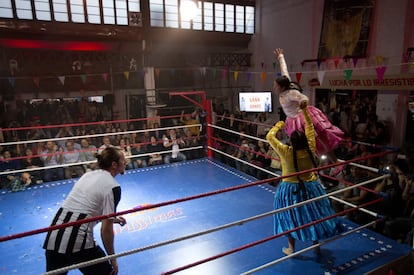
(43, 170, 121, 254)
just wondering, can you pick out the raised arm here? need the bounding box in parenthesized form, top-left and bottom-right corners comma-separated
(273, 48, 291, 80)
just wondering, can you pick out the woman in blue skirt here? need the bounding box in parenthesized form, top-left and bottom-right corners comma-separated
(266, 101, 341, 255)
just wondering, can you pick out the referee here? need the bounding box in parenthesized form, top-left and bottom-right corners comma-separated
(43, 147, 127, 275)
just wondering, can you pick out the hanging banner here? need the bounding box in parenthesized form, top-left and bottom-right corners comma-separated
(306, 74, 414, 90)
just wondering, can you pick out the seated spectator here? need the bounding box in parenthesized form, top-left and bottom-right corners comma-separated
(131, 143, 148, 168)
(248, 139, 270, 179)
(20, 147, 44, 183)
(147, 136, 164, 166)
(372, 168, 404, 219)
(55, 126, 74, 149)
(78, 138, 98, 171)
(7, 172, 32, 192)
(62, 140, 84, 179)
(233, 138, 253, 173)
(0, 150, 21, 188)
(116, 138, 134, 170)
(333, 166, 373, 223)
(40, 141, 64, 182)
(98, 136, 113, 154)
(182, 130, 201, 160)
(163, 129, 186, 164)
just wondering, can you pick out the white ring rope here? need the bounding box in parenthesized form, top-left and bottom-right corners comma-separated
(0, 124, 201, 147)
(209, 146, 281, 178)
(41, 174, 385, 275)
(0, 122, 204, 177)
(240, 219, 379, 275)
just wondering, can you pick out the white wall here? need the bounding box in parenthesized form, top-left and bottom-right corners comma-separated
(250, 0, 414, 147)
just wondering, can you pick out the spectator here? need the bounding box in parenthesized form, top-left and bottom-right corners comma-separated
(130, 143, 148, 168)
(0, 150, 21, 188)
(20, 147, 43, 183)
(40, 141, 64, 182)
(336, 166, 373, 224)
(98, 136, 113, 154)
(7, 172, 32, 192)
(180, 110, 200, 136)
(248, 139, 270, 179)
(234, 139, 253, 173)
(182, 130, 201, 160)
(147, 136, 163, 166)
(116, 138, 134, 170)
(162, 129, 186, 164)
(62, 140, 84, 179)
(79, 138, 98, 171)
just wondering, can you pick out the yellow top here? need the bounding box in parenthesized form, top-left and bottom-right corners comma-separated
(266, 107, 317, 183)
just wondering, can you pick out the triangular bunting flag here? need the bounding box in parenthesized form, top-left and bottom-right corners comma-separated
(343, 69, 353, 83)
(124, 71, 130, 80)
(375, 66, 387, 81)
(33, 77, 40, 87)
(261, 62, 264, 69)
(246, 71, 251, 82)
(81, 75, 87, 84)
(8, 77, 15, 87)
(352, 57, 358, 67)
(375, 55, 383, 65)
(222, 68, 228, 80)
(260, 71, 267, 82)
(295, 72, 302, 83)
(334, 59, 339, 68)
(102, 73, 108, 82)
(58, 76, 65, 85)
(317, 71, 326, 85)
(317, 60, 322, 69)
(233, 71, 239, 81)
(199, 67, 206, 77)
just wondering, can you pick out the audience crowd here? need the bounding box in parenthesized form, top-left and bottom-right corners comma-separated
(1, 95, 414, 247)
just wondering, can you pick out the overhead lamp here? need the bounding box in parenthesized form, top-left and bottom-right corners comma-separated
(180, 0, 199, 21)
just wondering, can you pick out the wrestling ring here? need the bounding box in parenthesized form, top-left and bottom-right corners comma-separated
(0, 93, 413, 275)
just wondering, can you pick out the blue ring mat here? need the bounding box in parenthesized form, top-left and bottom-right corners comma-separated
(0, 158, 412, 274)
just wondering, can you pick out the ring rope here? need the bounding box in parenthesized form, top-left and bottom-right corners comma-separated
(0, 145, 204, 177)
(210, 124, 267, 143)
(0, 161, 386, 243)
(240, 219, 380, 275)
(41, 192, 384, 275)
(0, 124, 201, 147)
(160, 198, 384, 275)
(209, 146, 281, 178)
(0, 114, 182, 133)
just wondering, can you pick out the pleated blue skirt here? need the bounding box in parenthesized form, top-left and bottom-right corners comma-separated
(274, 179, 341, 241)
